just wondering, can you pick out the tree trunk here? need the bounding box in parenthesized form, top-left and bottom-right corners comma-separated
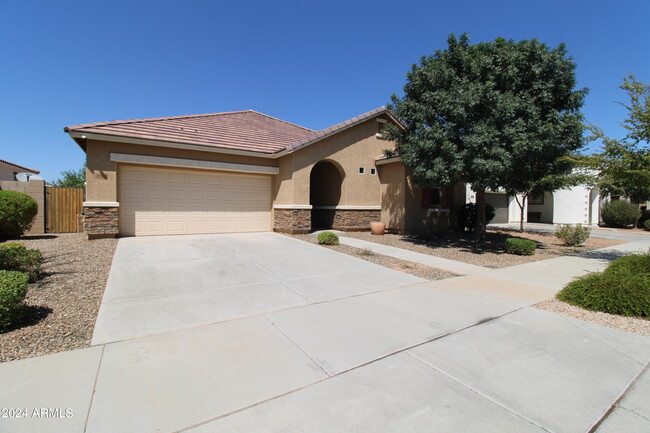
(475, 189, 486, 241)
(515, 194, 526, 232)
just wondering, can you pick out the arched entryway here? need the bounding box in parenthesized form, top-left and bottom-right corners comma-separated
(310, 160, 343, 230)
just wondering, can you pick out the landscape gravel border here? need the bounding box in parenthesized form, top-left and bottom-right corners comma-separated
(0, 233, 117, 363)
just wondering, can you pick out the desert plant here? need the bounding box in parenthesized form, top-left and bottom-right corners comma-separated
(644, 219, 650, 231)
(557, 252, 650, 318)
(358, 248, 374, 256)
(0, 244, 43, 282)
(0, 191, 38, 240)
(504, 238, 536, 255)
(459, 203, 496, 231)
(317, 231, 339, 245)
(605, 253, 650, 277)
(555, 224, 591, 246)
(600, 200, 641, 228)
(0, 270, 29, 332)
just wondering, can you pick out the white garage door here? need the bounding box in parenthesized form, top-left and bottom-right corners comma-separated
(485, 192, 509, 224)
(119, 165, 272, 236)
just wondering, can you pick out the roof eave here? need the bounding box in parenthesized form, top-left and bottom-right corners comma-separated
(65, 130, 278, 159)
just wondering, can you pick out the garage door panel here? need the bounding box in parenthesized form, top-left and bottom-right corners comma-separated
(119, 165, 271, 236)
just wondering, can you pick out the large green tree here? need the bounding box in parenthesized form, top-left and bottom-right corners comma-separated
(587, 75, 650, 203)
(386, 34, 587, 238)
(53, 161, 86, 188)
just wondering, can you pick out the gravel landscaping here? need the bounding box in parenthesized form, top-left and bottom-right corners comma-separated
(536, 298, 650, 336)
(343, 230, 623, 268)
(289, 234, 456, 281)
(0, 233, 117, 363)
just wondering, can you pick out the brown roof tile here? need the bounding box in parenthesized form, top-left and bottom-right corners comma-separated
(64, 106, 399, 156)
(0, 159, 40, 174)
(65, 110, 315, 154)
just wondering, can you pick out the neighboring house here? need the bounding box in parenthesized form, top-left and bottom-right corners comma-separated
(0, 158, 40, 181)
(64, 107, 465, 238)
(466, 184, 601, 226)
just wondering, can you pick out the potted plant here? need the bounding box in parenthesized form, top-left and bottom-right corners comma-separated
(370, 221, 386, 235)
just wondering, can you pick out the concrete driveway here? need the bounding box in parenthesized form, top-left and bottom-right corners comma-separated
(92, 232, 424, 344)
(1, 232, 649, 433)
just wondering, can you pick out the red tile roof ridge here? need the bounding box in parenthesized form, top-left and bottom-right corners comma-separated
(247, 110, 315, 133)
(64, 110, 262, 132)
(0, 158, 40, 174)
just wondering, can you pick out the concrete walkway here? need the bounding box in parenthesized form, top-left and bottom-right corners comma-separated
(1, 233, 649, 433)
(339, 235, 489, 275)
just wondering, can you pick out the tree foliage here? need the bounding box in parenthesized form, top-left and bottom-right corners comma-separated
(586, 75, 650, 203)
(53, 162, 86, 188)
(386, 34, 586, 238)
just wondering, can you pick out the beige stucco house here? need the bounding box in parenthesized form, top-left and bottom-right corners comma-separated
(64, 107, 464, 239)
(0, 158, 40, 181)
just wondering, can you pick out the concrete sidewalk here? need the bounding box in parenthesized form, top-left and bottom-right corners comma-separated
(1, 233, 649, 433)
(339, 235, 489, 275)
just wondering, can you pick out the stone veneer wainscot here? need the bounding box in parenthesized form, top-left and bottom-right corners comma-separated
(83, 203, 119, 239)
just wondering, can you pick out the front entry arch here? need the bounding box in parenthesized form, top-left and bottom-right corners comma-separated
(310, 160, 343, 230)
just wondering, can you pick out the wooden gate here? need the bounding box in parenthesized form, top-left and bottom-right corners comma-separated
(47, 187, 84, 233)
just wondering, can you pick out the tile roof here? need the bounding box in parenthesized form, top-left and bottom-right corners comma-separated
(65, 110, 315, 154)
(285, 106, 395, 152)
(65, 106, 398, 156)
(0, 159, 40, 174)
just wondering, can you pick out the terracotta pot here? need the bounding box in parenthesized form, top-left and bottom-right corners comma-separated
(370, 221, 386, 235)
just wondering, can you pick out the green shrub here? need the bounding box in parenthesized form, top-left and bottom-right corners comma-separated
(0, 244, 43, 282)
(0, 191, 38, 240)
(459, 203, 496, 231)
(504, 238, 536, 255)
(555, 224, 591, 246)
(644, 219, 650, 231)
(557, 272, 650, 318)
(605, 253, 650, 278)
(317, 231, 339, 245)
(0, 270, 29, 332)
(557, 252, 650, 318)
(601, 200, 641, 228)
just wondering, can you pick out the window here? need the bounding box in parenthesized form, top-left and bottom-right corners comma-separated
(358, 167, 365, 174)
(421, 187, 443, 209)
(376, 119, 388, 138)
(528, 193, 544, 205)
(370, 168, 376, 175)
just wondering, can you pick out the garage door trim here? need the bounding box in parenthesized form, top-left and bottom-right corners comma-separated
(110, 153, 279, 175)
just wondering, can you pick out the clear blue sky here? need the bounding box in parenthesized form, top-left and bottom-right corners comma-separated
(1, 0, 648, 182)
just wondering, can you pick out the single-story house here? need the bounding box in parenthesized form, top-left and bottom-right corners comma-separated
(0, 158, 40, 181)
(466, 184, 601, 226)
(65, 107, 465, 239)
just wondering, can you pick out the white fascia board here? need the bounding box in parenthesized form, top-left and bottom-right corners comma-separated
(83, 202, 120, 207)
(110, 153, 279, 175)
(375, 157, 401, 166)
(70, 131, 276, 159)
(273, 204, 312, 209)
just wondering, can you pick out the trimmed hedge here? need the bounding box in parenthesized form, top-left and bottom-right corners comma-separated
(601, 200, 641, 228)
(557, 253, 650, 318)
(0, 190, 38, 240)
(504, 238, 536, 255)
(459, 203, 496, 231)
(317, 231, 339, 245)
(555, 224, 591, 246)
(644, 219, 650, 231)
(0, 270, 29, 332)
(0, 243, 43, 282)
